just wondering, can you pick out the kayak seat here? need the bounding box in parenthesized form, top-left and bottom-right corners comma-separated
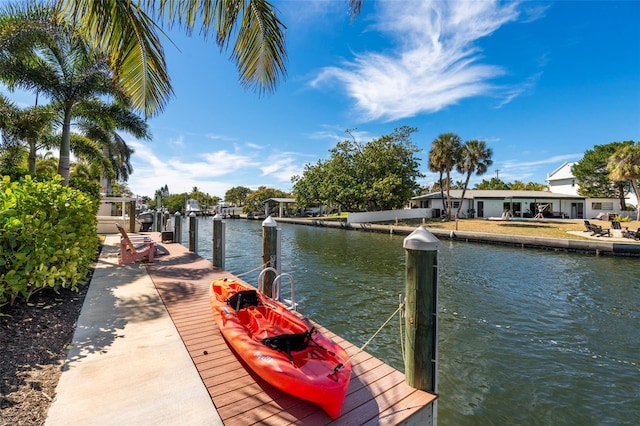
(261, 328, 314, 362)
(227, 290, 259, 311)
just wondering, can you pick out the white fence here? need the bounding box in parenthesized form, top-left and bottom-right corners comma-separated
(347, 208, 429, 224)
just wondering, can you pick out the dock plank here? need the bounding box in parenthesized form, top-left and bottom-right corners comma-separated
(146, 238, 436, 425)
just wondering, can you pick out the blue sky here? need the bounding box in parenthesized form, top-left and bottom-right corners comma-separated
(4, 1, 640, 199)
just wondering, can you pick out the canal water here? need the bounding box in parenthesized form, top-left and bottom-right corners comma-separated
(179, 217, 639, 424)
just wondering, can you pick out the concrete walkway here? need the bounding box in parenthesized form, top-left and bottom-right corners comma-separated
(46, 235, 223, 426)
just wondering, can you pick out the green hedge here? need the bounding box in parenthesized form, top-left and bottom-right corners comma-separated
(0, 175, 99, 306)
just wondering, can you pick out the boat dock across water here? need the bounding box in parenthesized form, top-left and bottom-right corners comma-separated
(47, 233, 437, 425)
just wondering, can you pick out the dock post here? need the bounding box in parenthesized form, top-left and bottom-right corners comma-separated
(173, 212, 182, 244)
(403, 226, 439, 395)
(188, 212, 198, 253)
(155, 210, 163, 232)
(128, 201, 136, 233)
(262, 216, 278, 297)
(212, 214, 225, 269)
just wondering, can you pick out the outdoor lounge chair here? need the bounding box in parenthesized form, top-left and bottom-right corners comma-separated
(623, 227, 639, 240)
(590, 224, 611, 237)
(116, 223, 155, 264)
(583, 220, 610, 237)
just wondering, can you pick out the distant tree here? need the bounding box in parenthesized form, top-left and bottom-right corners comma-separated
(153, 184, 170, 208)
(0, 95, 57, 175)
(291, 160, 327, 209)
(244, 186, 289, 215)
(225, 186, 253, 206)
(524, 181, 547, 191)
(509, 180, 526, 190)
(474, 177, 509, 190)
(429, 132, 461, 219)
(607, 141, 640, 218)
(455, 139, 493, 218)
(572, 141, 634, 210)
(292, 126, 423, 212)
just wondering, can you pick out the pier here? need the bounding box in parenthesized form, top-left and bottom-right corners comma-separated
(47, 233, 437, 425)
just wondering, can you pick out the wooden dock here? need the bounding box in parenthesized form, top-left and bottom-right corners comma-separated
(146, 239, 437, 425)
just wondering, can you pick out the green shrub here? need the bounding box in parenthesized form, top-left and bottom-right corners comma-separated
(69, 176, 102, 207)
(0, 175, 99, 306)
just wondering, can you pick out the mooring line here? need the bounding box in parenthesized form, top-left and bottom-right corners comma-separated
(338, 301, 405, 370)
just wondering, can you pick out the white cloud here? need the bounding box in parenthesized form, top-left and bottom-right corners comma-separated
(126, 140, 311, 197)
(311, 0, 526, 121)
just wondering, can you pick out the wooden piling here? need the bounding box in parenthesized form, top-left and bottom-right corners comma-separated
(261, 216, 278, 297)
(128, 201, 136, 233)
(403, 226, 439, 394)
(173, 212, 182, 244)
(188, 212, 198, 253)
(212, 214, 225, 269)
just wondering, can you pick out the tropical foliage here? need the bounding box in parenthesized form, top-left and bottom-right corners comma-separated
(571, 141, 635, 209)
(607, 141, 640, 220)
(455, 139, 493, 219)
(0, 175, 99, 306)
(0, 1, 150, 188)
(225, 186, 252, 207)
(244, 186, 289, 215)
(428, 132, 461, 218)
(53, 0, 291, 117)
(292, 126, 423, 212)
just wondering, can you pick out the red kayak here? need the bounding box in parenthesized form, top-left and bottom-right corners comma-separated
(209, 277, 351, 419)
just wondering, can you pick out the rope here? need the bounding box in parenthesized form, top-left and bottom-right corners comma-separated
(336, 301, 405, 371)
(398, 294, 405, 360)
(234, 262, 268, 278)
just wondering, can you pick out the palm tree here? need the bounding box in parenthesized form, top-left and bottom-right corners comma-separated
(35, 151, 59, 177)
(0, 1, 129, 185)
(455, 139, 493, 219)
(72, 98, 151, 192)
(429, 132, 461, 219)
(53, 0, 365, 116)
(607, 142, 640, 222)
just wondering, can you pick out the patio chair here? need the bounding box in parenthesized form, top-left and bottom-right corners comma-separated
(623, 227, 639, 240)
(590, 224, 611, 237)
(116, 223, 155, 264)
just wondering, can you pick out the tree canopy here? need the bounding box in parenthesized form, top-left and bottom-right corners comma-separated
(572, 141, 635, 209)
(292, 126, 423, 212)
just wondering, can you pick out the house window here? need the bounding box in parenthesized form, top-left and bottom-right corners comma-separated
(572, 180, 575, 187)
(452, 201, 460, 209)
(592, 202, 613, 210)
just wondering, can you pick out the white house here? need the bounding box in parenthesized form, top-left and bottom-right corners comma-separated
(410, 162, 637, 220)
(546, 162, 638, 213)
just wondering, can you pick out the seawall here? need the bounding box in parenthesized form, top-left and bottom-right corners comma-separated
(272, 217, 640, 257)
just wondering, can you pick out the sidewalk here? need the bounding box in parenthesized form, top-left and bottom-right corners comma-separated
(46, 235, 223, 426)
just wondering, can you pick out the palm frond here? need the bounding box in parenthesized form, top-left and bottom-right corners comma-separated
(55, 0, 173, 117)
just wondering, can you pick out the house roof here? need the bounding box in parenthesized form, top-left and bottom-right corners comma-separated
(264, 198, 296, 203)
(546, 162, 576, 182)
(412, 190, 584, 200)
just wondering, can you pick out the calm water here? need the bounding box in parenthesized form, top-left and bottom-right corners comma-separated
(179, 217, 640, 425)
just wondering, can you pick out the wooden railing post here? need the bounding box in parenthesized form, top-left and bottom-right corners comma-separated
(403, 226, 439, 393)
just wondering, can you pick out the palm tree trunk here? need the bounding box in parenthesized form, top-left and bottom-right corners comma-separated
(438, 171, 446, 216)
(456, 173, 472, 219)
(58, 108, 72, 185)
